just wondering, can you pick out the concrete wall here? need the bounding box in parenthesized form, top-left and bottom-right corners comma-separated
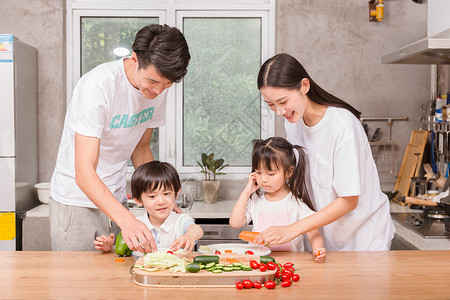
(0, 0, 65, 182)
(276, 0, 430, 189)
(0, 0, 430, 190)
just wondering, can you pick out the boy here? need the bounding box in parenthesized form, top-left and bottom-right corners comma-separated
(94, 161, 203, 253)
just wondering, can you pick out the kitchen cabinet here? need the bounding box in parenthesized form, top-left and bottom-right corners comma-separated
(2, 250, 449, 299)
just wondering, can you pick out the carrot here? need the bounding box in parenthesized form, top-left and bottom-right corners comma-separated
(238, 231, 261, 244)
(115, 258, 125, 263)
(224, 250, 233, 254)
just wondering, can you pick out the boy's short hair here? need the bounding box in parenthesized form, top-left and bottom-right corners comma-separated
(131, 161, 181, 200)
(132, 24, 190, 83)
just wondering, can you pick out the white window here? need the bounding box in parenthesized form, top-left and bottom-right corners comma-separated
(66, 0, 275, 179)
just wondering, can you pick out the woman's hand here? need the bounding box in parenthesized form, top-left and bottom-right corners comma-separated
(254, 224, 300, 246)
(313, 248, 326, 263)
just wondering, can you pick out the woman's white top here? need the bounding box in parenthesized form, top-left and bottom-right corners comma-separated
(285, 107, 395, 251)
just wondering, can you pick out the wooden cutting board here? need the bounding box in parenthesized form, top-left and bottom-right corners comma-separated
(131, 254, 276, 288)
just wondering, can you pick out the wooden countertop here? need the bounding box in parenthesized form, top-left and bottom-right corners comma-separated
(2, 250, 449, 299)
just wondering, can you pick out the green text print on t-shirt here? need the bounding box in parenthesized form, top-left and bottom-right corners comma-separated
(109, 107, 154, 129)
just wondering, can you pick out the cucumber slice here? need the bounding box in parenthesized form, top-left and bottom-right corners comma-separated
(222, 267, 234, 272)
(212, 269, 223, 274)
(232, 262, 243, 267)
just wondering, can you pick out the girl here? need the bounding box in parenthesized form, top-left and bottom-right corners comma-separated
(230, 137, 326, 262)
(255, 53, 395, 251)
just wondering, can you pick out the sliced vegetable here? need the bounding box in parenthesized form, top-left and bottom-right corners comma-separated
(137, 252, 188, 273)
(114, 258, 125, 263)
(260, 256, 276, 264)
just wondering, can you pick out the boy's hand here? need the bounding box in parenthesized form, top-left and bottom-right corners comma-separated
(93, 233, 115, 253)
(313, 248, 326, 263)
(170, 233, 196, 254)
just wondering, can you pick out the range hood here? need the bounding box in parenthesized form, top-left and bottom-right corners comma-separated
(381, 28, 450, 65)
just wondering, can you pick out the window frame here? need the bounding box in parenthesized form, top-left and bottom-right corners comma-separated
(66, 0, 275, 180)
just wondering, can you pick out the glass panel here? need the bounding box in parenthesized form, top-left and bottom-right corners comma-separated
(80, 17, 159, 161)
(183, 18, 261, 167)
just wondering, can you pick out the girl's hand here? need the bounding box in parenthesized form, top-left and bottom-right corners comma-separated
(254, 224, 299, 246)
(93, 233, 115, 253)
(313, 248, 326, 263)
(244, 172, 260, 195)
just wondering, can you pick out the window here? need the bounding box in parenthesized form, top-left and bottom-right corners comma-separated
(67, 1, 275, 179)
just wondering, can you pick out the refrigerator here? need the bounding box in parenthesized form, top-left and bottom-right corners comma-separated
(0, 34, 38, 250)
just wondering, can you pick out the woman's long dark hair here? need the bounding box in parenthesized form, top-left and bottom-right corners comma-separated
(257, 53, 361, 119)
(252, 137, 315, 211)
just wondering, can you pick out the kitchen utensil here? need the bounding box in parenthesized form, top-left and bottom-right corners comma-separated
(383, 190, 398, 201)
(399, 196, 450, 217)
(197, 243, 271, 256)
(371, 128, 381, 142)
(130, 254, 276, 287)
(409, 177, 427, 198)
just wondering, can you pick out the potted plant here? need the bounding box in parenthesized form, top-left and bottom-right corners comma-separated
(196, 153, 228, 204)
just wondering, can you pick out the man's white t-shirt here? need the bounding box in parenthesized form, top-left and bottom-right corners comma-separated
(245, 192, 315, 251)
(137, 212, 195, 248)
(285, 106, 395, 251)
(50, 58, 168, 208)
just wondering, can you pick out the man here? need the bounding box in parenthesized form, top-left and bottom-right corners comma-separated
(49, 24, 190, 252)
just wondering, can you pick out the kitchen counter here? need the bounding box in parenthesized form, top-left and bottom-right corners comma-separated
(2, 250, 449, 299)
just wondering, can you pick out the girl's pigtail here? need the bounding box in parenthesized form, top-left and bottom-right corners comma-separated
(290, 145, 316, 211)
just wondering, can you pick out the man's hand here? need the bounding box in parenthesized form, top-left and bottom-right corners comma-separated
(120, 216, 157, 253)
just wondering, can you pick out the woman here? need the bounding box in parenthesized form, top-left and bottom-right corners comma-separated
(254, 53, 394, 251)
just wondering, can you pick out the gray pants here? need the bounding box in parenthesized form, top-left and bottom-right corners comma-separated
(49, 198, 127, 251)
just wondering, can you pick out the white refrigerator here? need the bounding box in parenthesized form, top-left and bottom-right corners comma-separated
(0, 34, 38, 250)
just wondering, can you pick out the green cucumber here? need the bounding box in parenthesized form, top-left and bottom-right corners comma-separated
(222, 267, 234, 272)
(193, 255, 220, 264)
(241, 265, 252, 271)
(232, 262, 243, 267)
(212, 269, 223, 274)
(260, 256, 275, 264)
(186, 263, 201, 273)
(205, 262, 216, 269)
(232, 266, 241, 271)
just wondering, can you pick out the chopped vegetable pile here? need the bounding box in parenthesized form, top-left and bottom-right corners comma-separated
(135, 252, 189, 273)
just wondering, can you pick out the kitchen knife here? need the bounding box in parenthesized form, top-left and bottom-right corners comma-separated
(371, 128, 381, 142)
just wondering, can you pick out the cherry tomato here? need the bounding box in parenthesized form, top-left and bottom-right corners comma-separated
(166, 251, 173, 254)
(236, 282, 244, 290)
(292, 274, 300, 282)
(243, 280, 253, 289)
(283, 262, 293, 269)
(250, 260, 259, 269)
(264, 280, 276, 289)
(245, 250, 254, 255)
(266, 262, 277, 270)
(283, 269, 294, 277)
(215, 250, 221, 254)
(282, 273, 291, 281)
(275, 270, 282, 278)
(253, 281, 262, 289)
(259, 264, 268, 272)
(281, 280, 292, 287)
